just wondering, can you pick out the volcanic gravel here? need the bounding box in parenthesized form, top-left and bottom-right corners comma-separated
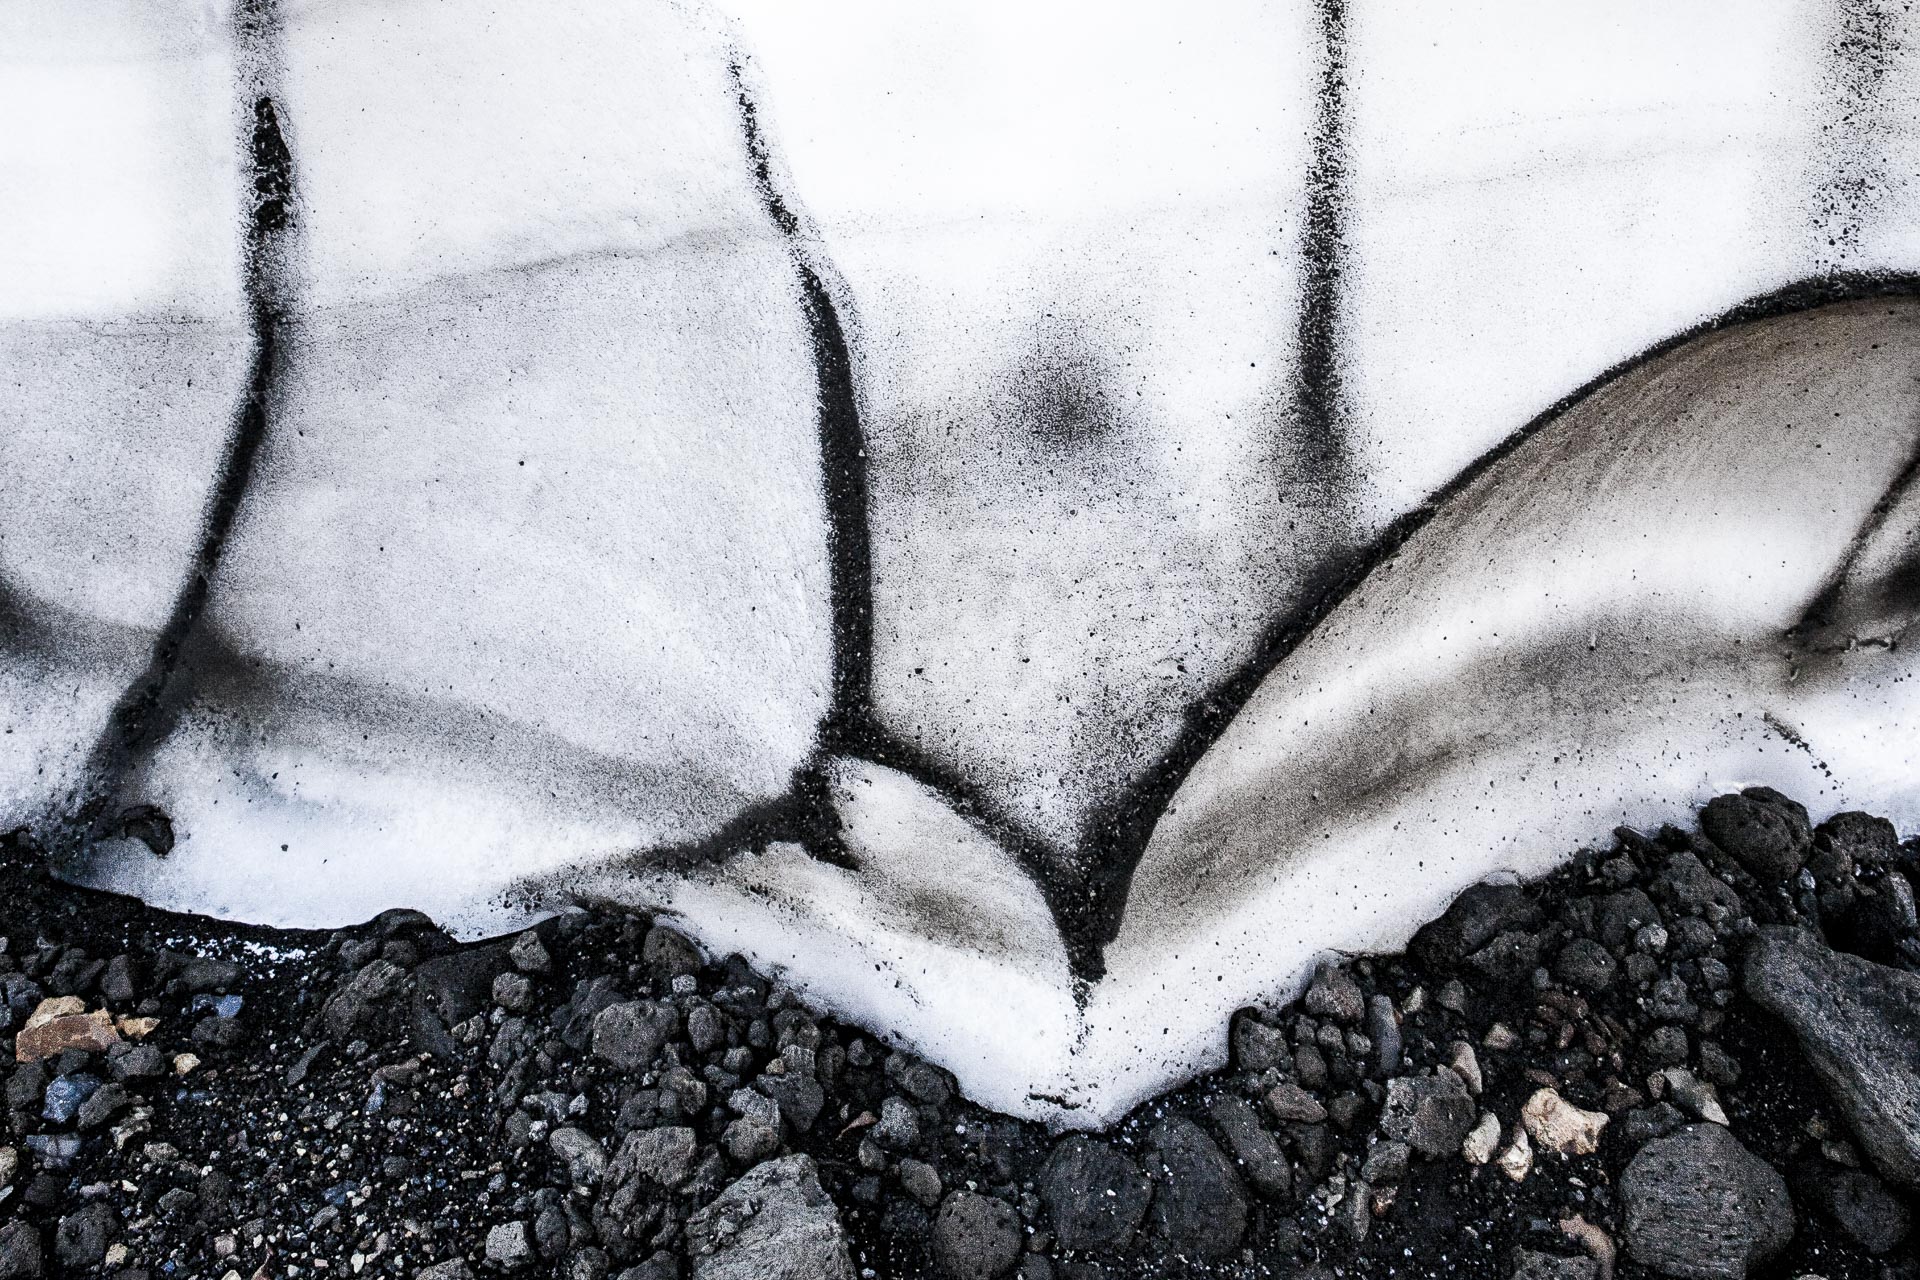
(2, 788, 1918, 1280)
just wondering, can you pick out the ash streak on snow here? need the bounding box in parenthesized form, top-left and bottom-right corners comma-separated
(726, 58, 873, 750)
(75, 0, 296, 858)
(1068, 0, 1368, 970)
(1812, 0, 1918, 270)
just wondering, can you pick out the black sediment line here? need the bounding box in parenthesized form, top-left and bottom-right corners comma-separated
(1058, 0, 1369, 970)
(726, 61, 875, 747)
(1292, 0, 1360, 492)
(71, 3, 293, 850)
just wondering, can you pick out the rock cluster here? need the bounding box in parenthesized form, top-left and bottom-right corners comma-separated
(0, 781, 1917, 1279)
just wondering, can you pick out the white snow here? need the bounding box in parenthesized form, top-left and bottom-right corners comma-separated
(1340, 0, 1827, 524)
(716, 0, 1336, 863)
(0, 3, 247, 825)
(75, 0, 836, 925)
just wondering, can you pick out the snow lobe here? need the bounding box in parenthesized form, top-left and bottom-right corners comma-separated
(69, 0, 835, 930)
(1098, 300, 1920, 1125)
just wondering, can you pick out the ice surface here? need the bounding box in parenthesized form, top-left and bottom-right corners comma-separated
(1340, 0, 1831, 524)
(0, 4, 247, 826)
(71, 0, 836, 927)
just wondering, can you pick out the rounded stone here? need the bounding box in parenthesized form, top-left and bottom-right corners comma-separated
(1700, 793, 1805, 882)
(933, 1191, 1022, 1280)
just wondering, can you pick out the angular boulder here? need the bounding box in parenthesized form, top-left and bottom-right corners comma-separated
(1620, 1125, 1791, 1279)
(1743, 925, 1920, 1187)
(685, 1155, 855, 1280)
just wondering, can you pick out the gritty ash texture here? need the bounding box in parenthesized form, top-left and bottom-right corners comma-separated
(2, 786, 1919, 1279)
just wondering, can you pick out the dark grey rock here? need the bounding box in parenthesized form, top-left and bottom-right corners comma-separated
(1655, 852, 1742, 917)
(1623, 1103, 1688, 1147)
(179, 955, 244, 993)
(873, 1095, 920, 1149)
(416, 1262, 475, 1280)
(642, 925, 703, 978)
(1016, 1258, 1055, 1280)
(889, 1055, 954, 1107)
(508, 931, 551, 975)
(1467, 931, 1543, 989)
(1146, 1116, 1247, 1262)
(1365, 995, 1401, 1075)
(1834, 873, 1920, 965)
(192, 1014, 246, 1048)
(485, 1222, 535, 1271)
(1039, 1135, 1152, 1254)
(1293, 1043, 1328, 1090)
(722, 1119, 780, 1165)
(610, 1126, 697, 1188)
(1643, 1025, 1689, 1066)
(0, 1222, 41, 1280)
(1795, 1165, 1910, 1254)
(1697, 1040, 1739, 1086)
(492, 972, 534, 1013)
(1743, 925, 1920, 1187)
(1700, 792, 1807, 882)
(549, 1127, 608, 1186)
(343, 957, 407, 1000)
(1648, 976, 1699, 1024)
(1264, 1082, 1326, 1124)
(1292, 1123, 1334, 1179)
(1553, 938, 1618, 992)
(75, 1080, 128, 1130)
(1207, 1096, 1291, 1200)
(1595, 889, 1661, 949)
(1360, 1139, 1410, 1184)
(758, 1071, 825, 1133)
(533, 1207, 569, 1259)
(1230, 1011, 1287, 1073)
(1409, 883, 1539, 972)
(1816, 811, 1898, 865)
(53, 1203, 114, 1270)
(1381, 1070, 1475, 1159)
(556, 976, 624, 1051)
(590, 1000, 678, 1071)
(1326, 1091, 1366, 1131)
(898, 1158, 942, 1208)
(933, 1192, 1022, 1280)
(1621, 1124, 1791, 1279)
(413, 946, 510, 1027)
(685, 1155, 855, 1280)
(1741, 786, 1811, 841)
(687, 1004, 725, 1054)
(5, 1063, 46, 1113)
(1509, 1249, 1599, 1280)
(100, 956, 136, 1004)
(1304, 964, 1364, 1025)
